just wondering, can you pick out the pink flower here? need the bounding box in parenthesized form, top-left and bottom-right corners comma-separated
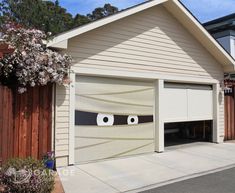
(0, 23, 71, 93)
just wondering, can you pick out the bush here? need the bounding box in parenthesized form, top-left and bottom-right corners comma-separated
(0, 158, 55, 193)
(0, 22, 72, 93)
(0, 169, 10, 193)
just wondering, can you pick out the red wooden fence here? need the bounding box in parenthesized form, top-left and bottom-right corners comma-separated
(0, 84, 52, 165)
(224, 85, 235, 140)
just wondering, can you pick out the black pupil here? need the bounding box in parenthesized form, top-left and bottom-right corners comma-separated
(103, 117, 109, 123)
(131, 118, 135, 123)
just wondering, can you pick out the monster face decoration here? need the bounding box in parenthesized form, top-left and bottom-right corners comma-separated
(75, 76, 155, 163)
(75, 110, 153, 126)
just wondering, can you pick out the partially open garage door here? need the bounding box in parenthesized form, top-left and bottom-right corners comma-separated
(163, 83, 213, 146)
(75, 76, 154, 163)
(163, 83, 213, 123)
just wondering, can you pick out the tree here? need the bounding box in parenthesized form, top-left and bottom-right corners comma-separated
(73, 14, 90, 28)
(0, 0, 74, 35)
(43, 1, 74, 35)
(87, 4, 118, 21)
(0, 1, 9, 24)
(0, 1, 120, 34)
(104, 4, 119, 17)
(1, 0, 47, 29)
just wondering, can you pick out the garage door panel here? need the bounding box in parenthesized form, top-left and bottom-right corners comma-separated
(188, 89, 213, 120)
(119, 141, 154, 157)
(75, 123, 154, 139)
(75, 76, 153, 95)
(163, 83, 213, 122)
(75, 123, 154, 163)
(76, 88, 154, 105)
(75, 139, 154, 163)
(75, 137, 111, 149)
(163, 88, 188, 122)
(75, 76, 154, 163)
(75, 94, 153, 115)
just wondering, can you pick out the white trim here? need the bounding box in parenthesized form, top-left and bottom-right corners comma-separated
(47, 0, 167, 48)
(154, 79, 164, 152)
(69, 71, 75, 165)
(230, 37, 235, 59)
(212, 83, 220, 143)
(52, 39, 68, 49)
(51, 84, 55, 151)
(164, 117, 213, 123)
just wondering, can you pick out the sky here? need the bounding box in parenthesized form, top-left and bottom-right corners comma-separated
(181, 0, 235, 22)
(58, 0, 144, 16)
(56, 0, 235, 23)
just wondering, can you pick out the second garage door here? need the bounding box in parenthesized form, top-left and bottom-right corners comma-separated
(163, 83, 213, 123)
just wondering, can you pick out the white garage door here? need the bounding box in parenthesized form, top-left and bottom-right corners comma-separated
(163, 83, 213, 123)
(75, 76, 155, 163)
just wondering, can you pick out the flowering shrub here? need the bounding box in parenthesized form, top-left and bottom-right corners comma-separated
(0, 169, 10, 193)
(0, 158, 55, 193)
(0, 23, 71, 93)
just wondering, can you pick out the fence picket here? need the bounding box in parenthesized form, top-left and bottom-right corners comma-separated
(0, 84, 52, 165)
(224, 85, 235, 140)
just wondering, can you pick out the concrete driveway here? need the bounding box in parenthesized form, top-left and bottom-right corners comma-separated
(57, 142, 235, 193)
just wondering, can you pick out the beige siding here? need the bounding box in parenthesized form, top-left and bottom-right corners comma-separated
(55, 5, 225, 166)
(69, 6, 223, 80)
(55, 84, 70, 167)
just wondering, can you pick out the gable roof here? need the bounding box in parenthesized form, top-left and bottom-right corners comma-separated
(47, 0, 167, 48)
(204, 13, 235, 28)
(47, 0, 235, 72)
(204, 13, 235, 34)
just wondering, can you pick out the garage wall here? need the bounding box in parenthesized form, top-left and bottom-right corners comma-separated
(55, 84, 70, 167)
(55, 5, 225, 166)
(68, 6, 224, 80)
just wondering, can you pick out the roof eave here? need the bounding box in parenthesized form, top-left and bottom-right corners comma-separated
(47, 0, 168, 49)
(164, 0, 235, 72)
(224, 65, 235, 73)
(47, 0, 235, 72)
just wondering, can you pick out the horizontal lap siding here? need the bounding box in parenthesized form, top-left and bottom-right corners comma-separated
(69, 6, 223, 80)
(55, 85, 70, 166)
(56, 5, 225, 166)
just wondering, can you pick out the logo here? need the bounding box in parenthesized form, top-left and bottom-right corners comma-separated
(5, 167, 32, 184)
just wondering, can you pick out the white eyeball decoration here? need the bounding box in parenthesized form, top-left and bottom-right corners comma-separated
(97, 113, 114, 126)
(127, 115, 138, 125)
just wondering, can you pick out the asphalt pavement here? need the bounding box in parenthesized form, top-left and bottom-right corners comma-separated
(141, 167, 235, 193)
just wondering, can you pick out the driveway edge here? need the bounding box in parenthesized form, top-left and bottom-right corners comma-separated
(124, 164, 235, 193)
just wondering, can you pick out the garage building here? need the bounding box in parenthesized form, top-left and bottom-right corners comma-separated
(48, 0, 235, 166)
